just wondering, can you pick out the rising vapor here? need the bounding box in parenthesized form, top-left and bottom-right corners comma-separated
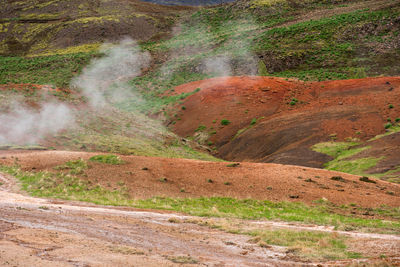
(0, 101, 74, 144)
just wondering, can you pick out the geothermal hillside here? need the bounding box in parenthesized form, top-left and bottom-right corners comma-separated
(169, 76, 400, 176)
(0, 0, 400, 266)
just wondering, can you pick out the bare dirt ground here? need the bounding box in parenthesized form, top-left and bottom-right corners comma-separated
(0, 150, 399, 208)
(0, 170, 399, 266)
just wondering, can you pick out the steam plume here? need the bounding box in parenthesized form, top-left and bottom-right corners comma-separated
(0, 101, 74, 144)
(71, 38, 150, 107)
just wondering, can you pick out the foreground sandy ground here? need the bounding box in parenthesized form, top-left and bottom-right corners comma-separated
(0, 155, 400, 266)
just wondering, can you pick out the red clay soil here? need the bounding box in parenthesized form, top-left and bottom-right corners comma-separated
(0, 150, 399, 208)
(169, 76, 400, 167)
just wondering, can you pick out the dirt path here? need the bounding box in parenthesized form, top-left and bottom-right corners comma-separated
(0, 172, 399, 266)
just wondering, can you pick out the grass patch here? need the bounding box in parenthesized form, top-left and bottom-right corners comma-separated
(220, 119, 231, 126)
(54, 158, 88, 175)
(187, 218, 362, 260)
(0, 52, 98, 88)
(326, 157, 383, 176)
(135, 197, 400, 234)
(312, 141, 382, 176)
(165, 255, 198, 264)
(67, 132, 220, 161)
(1, 164, 132, 205)
(312, 141, 360, 158)
(89, 154, 124, 165)
(252, 229, 361, 260)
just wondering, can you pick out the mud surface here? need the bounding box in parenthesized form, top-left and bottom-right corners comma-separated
(170, 76, 400, 168)
(0, 172, 399, 266)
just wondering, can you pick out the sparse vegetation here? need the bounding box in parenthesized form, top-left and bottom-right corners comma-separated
(312, 142, 382, 176)
(54, 158, 88, 175)
(249, 229, 361, 260)
(226, 163, 240, 167)
(2, 164, 399, 234)
(89, 154, 124, 165)
(135, 197, 400, 234)
(0, 164, 131, 205)
(166, 255, 198, 264)
(289, 98, 298, 106)
(195, 125, 206, 132)
(220, 119, 231, 126)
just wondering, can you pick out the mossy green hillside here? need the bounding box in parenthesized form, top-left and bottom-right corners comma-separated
(0, 0, 178, 56)
(0, 52, 98, 87)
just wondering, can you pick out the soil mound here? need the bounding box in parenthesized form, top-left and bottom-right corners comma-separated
(0, 150, 399, 208)
(169, 76, 400, 168)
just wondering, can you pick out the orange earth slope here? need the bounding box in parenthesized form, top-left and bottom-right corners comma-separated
(169, 76, 400, 168)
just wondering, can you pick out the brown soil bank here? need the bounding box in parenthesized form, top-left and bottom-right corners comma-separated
(1, 150, 399, 208)
(169, 76, 400, 168)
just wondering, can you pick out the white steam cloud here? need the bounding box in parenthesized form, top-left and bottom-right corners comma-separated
(71, 37, 168, 140)
(204, 55, 232, 77)
(72, 38, 150, 107)
(0, 101, 74, 144)
(0, 38, 151, 146)
(162, 17, 260, 81)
